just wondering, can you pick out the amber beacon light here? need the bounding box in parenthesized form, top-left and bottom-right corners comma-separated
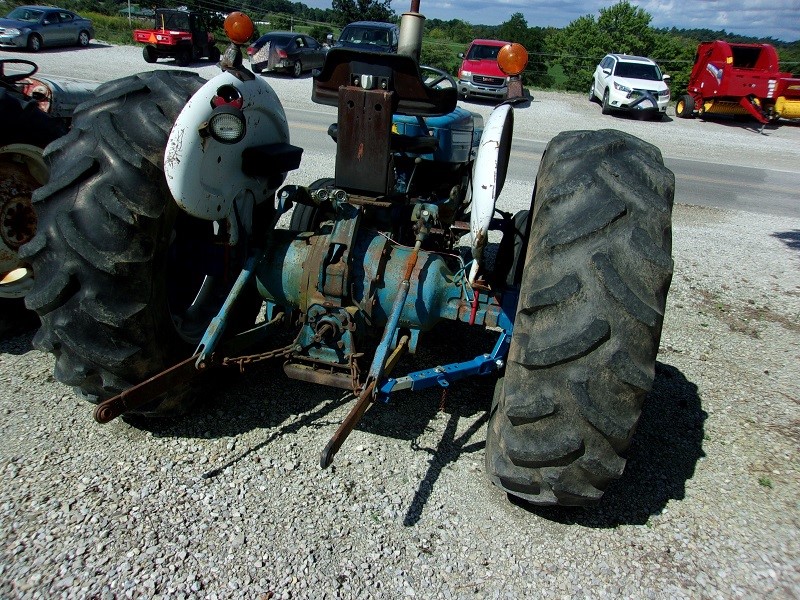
(498, 43, 528, 76)
(224, 12, 254, 45)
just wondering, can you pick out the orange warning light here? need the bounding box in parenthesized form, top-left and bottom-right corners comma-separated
(498, 43, 528, 76)
(224, 12, 254, 45)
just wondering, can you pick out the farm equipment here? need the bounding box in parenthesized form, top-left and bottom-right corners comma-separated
(134, 8, 220, 66)
(1, 59, 95, 335)
(676, 40, 800, 125)
(22, 3, 675, 506)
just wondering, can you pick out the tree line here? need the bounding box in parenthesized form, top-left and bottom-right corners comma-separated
(29, 0, 800, 95)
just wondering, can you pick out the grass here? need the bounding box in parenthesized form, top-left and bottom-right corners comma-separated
(758, 476, 773, 488)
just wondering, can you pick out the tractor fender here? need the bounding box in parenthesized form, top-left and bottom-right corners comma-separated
(468, 103, 513, 283)
(164, 70, 291, 225)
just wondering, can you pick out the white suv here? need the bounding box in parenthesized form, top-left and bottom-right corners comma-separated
(590, 54, 670, 120)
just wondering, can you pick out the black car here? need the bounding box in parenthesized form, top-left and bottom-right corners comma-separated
(247, 32, 326, 77)
(335, 21, 398, 53)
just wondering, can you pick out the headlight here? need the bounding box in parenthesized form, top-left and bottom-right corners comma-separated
(658, 89, 670, 98)
(613, 81, 631, 93)
(460, 70, 472, 78)
(208, 106, 246, 144)
(5, 28, 20, 35)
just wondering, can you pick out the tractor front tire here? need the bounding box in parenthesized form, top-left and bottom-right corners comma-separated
(19, 70, 253, 416)
(485, 129, 674, 506)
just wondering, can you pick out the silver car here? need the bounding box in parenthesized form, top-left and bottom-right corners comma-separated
(0, 5, 94, 52)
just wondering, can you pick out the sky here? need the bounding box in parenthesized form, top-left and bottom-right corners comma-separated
(302, 0, 800, 42)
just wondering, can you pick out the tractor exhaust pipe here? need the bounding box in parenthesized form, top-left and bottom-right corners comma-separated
(398, 0, 424, 63)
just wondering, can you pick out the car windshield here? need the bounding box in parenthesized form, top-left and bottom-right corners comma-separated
(614, 62, 662, 81)
(6, 7, 44, 22)
(340, 26, 391, 47)
(467, 45, 501, 60)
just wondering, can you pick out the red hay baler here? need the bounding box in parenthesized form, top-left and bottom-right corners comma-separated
(675, 40, 800, 124)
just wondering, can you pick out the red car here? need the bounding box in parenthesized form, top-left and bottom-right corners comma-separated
(457, 39, 511, 100)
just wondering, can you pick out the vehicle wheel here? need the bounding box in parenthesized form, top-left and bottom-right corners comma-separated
(176, 48, 192, 67)
(485, 129, 674, 506)
(77, 30, 90, 47)
(27, 34, 42, 52)
(20, 70, 259, 416)
(675, 94, 695, 119)
(292, 60, 303, 78)
(601, 89, 611, 115)
(0, 92, 67, 335)
(142, 45, 157, 63)
(208, 46, 221, 62)
(288, 178, 334, 232)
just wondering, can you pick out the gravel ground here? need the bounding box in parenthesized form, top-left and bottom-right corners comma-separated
(1, 42, 799, 599)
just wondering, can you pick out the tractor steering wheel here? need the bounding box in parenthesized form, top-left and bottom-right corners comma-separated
(0, 59, 38, 88)
(419, 65, 456, 91)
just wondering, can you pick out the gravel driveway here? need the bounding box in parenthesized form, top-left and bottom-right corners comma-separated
(0, 43, 798, 599)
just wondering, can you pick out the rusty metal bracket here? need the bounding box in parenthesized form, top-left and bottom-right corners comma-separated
(319, 334, 408, 468)
(93, 354, 204, 424)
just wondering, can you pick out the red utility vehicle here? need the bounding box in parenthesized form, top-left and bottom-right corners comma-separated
(133, 8, 220, 66)
(675, 40, 800, 124)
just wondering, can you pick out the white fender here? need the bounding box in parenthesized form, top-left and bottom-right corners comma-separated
(164, 71, 291, 226)
(469, 103, 513, 284)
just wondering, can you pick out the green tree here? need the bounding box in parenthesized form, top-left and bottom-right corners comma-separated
(331, 0, 395, 27)
(546, 15, 604, 90)
(597, 0, 655, 55)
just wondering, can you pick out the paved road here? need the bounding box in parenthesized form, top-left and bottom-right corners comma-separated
(284, 105, 800, 218)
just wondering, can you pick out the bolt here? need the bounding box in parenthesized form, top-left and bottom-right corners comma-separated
(495, 359, 504, 369)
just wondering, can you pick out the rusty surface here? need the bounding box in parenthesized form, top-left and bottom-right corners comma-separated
(319, 335, 408, 468)
(94, 355, 202, 424)
(0, 158, 39, 252)
(283, 362, 354, 390)
(335, 87, 394, 195)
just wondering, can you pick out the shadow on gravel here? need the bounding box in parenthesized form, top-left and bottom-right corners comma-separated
(0, 300, 38, 349)
(516, 361, 707, 527)
(113, 328, 705, 528)
(772, 229, 800, 254)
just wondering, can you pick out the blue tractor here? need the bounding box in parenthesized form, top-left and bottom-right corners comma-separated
(22, 6, 674, 506)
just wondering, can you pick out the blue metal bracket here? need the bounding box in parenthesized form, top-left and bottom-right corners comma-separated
(375, 329, 512, 403)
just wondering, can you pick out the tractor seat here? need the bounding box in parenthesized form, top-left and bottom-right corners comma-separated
(313, 48, 457, 117)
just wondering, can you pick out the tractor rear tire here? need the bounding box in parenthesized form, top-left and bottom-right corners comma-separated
(485, 129, 674, 506)
(0, 91, 67, 335)
(676, 95, 695, 119)
(19, 70, 255, 416)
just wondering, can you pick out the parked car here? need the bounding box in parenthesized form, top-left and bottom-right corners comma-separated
(457, 39, 511, 100)
(247, 32, 327, 77)
(0, 5, 94, 52)
(590, 54, 670, 120)
(335, 21, 398, 53)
